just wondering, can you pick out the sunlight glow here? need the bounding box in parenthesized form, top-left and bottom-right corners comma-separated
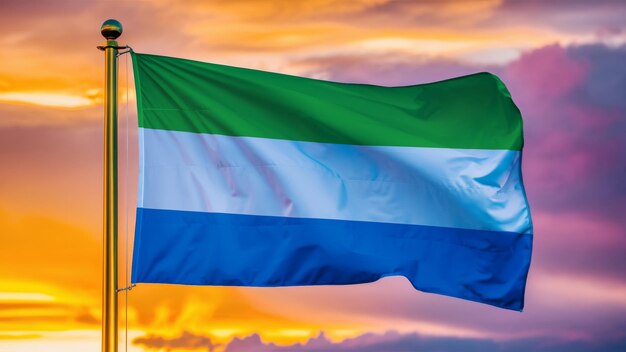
(0, 92, 94, 108)
(0, 292, 56, 302)
(209, 328, 244, 339)
(354, 37, 475, 54)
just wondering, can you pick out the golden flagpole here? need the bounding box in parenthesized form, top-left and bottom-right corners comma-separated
(98, 19, 124, 352)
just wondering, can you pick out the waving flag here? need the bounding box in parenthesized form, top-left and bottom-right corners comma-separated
(130, 52, 533, 310)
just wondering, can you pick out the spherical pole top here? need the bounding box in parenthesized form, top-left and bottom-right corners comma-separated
(101, 19, 123, 40)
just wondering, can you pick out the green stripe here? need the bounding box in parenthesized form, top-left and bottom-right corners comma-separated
(132, 52, 523, 150)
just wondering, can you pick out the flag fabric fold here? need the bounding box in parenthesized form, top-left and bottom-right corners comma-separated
(131, 52, 533, 311)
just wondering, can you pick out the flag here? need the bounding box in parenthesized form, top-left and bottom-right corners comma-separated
(130, 52, 533, 310)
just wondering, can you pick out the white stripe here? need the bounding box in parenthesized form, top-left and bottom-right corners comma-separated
(139, 128, 532, 234)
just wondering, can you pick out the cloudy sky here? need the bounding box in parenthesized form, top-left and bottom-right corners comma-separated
(1, 0, 626, 351)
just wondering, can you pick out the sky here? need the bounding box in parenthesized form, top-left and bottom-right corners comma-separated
(1, 0, 626, 351)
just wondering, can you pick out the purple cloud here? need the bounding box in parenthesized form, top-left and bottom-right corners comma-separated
(132, 330, 626, 352)
(503, 44, 626, 220)
(494, 0, 626, 35)
(224, 331, 497, 352)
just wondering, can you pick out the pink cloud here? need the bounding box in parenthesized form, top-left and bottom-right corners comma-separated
(504, 44, 589, 113)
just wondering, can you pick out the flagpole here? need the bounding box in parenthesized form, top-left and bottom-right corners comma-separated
(98, 19, 123, 352)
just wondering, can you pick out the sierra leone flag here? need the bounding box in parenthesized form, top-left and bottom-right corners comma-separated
(130, 53, 533, 311)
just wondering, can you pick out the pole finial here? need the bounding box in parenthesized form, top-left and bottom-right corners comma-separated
(101, 19, 123, 40)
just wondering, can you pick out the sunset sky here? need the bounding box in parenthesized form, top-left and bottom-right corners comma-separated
(1, 0, 626, 351)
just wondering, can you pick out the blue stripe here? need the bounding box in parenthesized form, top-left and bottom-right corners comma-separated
(132, 208, 532, 311)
